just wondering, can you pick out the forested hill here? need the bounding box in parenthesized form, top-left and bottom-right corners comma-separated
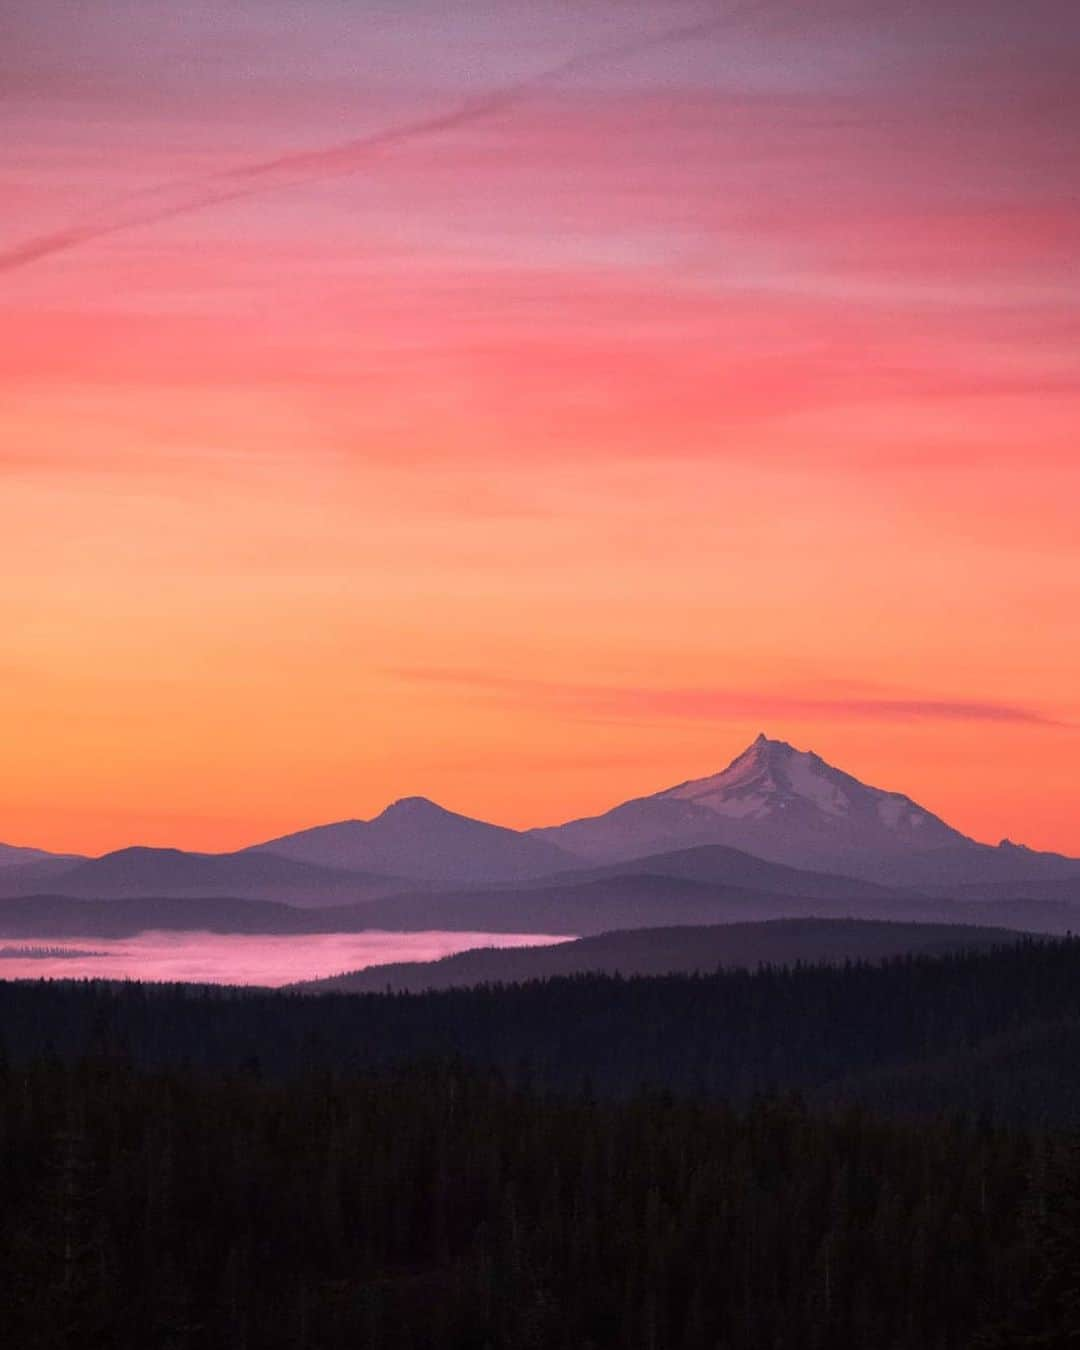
(295, 917, 1024, 993)
(8, 946, 1080, 1346)
(7, 937, 1080, 1121)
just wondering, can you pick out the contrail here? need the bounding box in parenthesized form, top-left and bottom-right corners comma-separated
(1, 4, 770, 276)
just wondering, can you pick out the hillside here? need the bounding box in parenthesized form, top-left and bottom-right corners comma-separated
(298, 917, 1020, 993)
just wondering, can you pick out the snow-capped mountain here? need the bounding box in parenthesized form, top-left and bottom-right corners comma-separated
(531, 734, 1079, 886)
(659, 733, 961, 845)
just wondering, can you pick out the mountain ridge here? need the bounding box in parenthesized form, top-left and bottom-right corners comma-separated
(0, 846, 402, 906)
(0, 841, 84, 869)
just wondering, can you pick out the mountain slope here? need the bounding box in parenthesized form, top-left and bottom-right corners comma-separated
(0, 875, 904, 940)
(0, 855, 89, 896)
(0, 841, 82, 869)
(334, 866, 971, 935)
(549, 842, 913, 901)
(250, 796, 577, 883)
(534, 734, 1080, 887)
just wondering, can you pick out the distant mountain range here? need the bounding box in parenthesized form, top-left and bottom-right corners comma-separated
(6, 884, 1079, 946)
(0, 846, 401, 905)
(1, 737, 1077, 928)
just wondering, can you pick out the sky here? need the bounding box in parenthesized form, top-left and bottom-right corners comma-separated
(3, 0, 1079, 856)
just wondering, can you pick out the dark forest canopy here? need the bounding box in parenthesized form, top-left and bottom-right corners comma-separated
(6, 937, 1080, 1121)
(6, 942, 1080, 1345)
(0, 1056, 1061, 1350)
(294, 917, 1027, 993)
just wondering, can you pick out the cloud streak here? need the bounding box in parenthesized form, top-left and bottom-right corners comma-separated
(391, 668, 1068, 728)
(0, 4, 769, 276)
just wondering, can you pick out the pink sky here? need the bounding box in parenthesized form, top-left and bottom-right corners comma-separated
(2, 0, 1079, 855)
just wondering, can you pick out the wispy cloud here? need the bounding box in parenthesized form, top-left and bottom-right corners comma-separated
(390, 668, 1068, 727)
(0, 4, 769, 276)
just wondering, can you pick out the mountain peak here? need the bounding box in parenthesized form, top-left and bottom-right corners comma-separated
(740, 733, 798, 763)
(536, 734, 972, 872)
(656, 736, 960, 845)
(664, 736, 825, 817)
(376, 796, 460, 824)
(372, 793, 467, 826)
(251, 793, 574, 883)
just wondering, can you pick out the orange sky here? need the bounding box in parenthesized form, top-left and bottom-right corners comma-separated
(2, 0, 1078, 856)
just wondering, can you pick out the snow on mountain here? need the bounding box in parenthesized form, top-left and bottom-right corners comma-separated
(659, 734, 949, 838)
(532, 734, 976, 877)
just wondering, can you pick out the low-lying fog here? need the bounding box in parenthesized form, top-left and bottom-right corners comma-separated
(0, 930, 571, 987)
